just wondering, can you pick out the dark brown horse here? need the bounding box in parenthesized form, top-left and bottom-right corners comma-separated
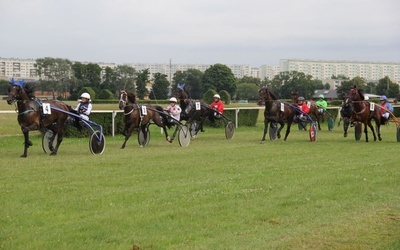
(258, 87, 296, 142)
(7, 80, 69, 157)
(338, 98, 353, 137)
(118, 90, 173, 149)
(291, 92, 321, 130)
(175, 83, 212, 136)
(347, 86, 382, 142)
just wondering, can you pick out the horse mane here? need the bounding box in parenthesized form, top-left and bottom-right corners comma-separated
(23, 82, 36, 99)
(127, 91, 136, 103)
(268, 89, 278, 100)
(352, 85, 365, 100)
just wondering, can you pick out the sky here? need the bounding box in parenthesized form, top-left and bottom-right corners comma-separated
(1, 0, 399, 67)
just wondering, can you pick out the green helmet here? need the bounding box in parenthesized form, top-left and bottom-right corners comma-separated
(319, 94, 324, 99)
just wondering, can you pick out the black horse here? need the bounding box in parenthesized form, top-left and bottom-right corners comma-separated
(258, 87, 296, 142)
(338, 98, 353, 137)
(7, 79, 69, 157)
(175, 83, 212, 137)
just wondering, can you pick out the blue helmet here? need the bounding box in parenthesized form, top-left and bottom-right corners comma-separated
(380, 95, 387, 101)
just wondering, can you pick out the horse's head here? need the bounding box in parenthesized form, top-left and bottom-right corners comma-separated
(176, 84, 189, 101)
(118, 90, 128, 110)
(258, 87, 277, 103)
(348, 86, 364, 102)
(7, 79, 33, 104)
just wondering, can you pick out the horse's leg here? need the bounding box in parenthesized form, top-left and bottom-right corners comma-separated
(21, 127, 31, 157)
(363, 122, 370, 142)
(50, 122, 65, 156)
(366, 120, 377, 142)
(283, 121, 292, 141)
(343, 118, 349, 137)
(121, 125, 135, 149)
(316, 112, 321, 130)
(277, 121, 285, 139)
(375, 119, 382, 141)
(260, 119, 268, 144)
(164, 126, 173, 143)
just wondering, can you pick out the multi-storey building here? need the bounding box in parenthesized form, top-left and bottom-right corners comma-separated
(279, 59, 400, 83)
(1, 57, 399, 84)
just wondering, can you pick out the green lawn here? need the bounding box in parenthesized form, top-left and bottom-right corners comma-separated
(0, 114, 399, 249)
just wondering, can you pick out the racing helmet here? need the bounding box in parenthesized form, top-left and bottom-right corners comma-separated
(169, 97, 177, 103)
(319, 94, 324, 99)
(213, 94, 221, 99)
(298, 96, 305, 101)
(80, 92, 91, 100)
(364, 96, 369, 100)
(380, 95, 387, 101)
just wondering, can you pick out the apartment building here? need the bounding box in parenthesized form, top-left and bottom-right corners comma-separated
(1, 57, 399, 84)
(279, 59, 400, 83)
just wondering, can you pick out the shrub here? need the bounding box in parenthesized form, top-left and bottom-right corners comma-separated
(219, 90, 231, 104)
(203, 89, 217, 103)
(98, 89, 114, 99)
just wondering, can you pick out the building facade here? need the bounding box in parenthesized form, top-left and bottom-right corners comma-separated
(1, 57, 399, 84)
(279, 59, 400, 83)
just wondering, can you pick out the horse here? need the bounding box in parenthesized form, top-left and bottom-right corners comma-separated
(258, 87, 296, 142)
(175, 83, 212, 136)
(7, 79, 69, 157)
(118, 90, 174, 149)
(291, 92, 321, 130)
(347, 86, 382, 142)
(338, 98, 353, 137)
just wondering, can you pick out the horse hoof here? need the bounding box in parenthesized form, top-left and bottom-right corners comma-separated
(20, 154, 27, 158)
(260, 141, 265, 144)
(379, 138, 382, 141)
(50, 152, 57, 156)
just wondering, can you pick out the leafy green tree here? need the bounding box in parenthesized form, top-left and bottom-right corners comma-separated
(115, 65, 136, 92)
(172, 69, 204, 99)
(101, 66, 118, 94)
(261, 77, 272, 87)
(365, 81, 376, 94)
(203, 89, 218, 104)
(150, 73, 169, 100)
(237, 76, 261, 86)
(376, 76, 399, 98)
(36, 57, 73, 99)
(0, 79, 11, 95)
(236, 83, 259, 100)
(202, 64, 237, 97)
(336, 76, 366, 100)
(136, 69, 150, 99)
(85, 63, 102, 89)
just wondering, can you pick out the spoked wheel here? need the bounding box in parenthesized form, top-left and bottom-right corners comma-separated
(178, 125, 191, 147)
(89, 130, 106, 155)
(42, 129, 58, 154)
(309, 123, 317, 142)
(269, 122, 278, 141)
(225, 121, 235, 139)
(189, 120, 199, 138)
(328, 118, 334, 131)
(138, 124, 150, 147)
(355, 123, 362, 141)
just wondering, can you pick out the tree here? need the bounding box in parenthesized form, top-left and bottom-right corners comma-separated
(136, 69, 150, 99)
(376, 76, 399, 98)
(36, 57, 73, 99)
(237, 76, 261, 86)
(115, 65, 136, 93)
(202, 64, 237, 97)
(150, 73, 170, 100)
(236, 83, 259, 100)
(336, 76, 366, 100)
(0, 79, 11, 95)
(172, 69, 204, 99)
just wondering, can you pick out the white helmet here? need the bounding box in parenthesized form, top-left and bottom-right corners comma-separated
(364, 96, 369, 100)
(80, 92, 91, 100)
(169, 97, 177, 103)
(213, 94, 221, 99)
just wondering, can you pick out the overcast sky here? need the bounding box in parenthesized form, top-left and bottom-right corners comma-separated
(1, 0, 399, 67)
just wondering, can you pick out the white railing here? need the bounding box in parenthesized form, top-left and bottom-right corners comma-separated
(0, 106, 356, 137)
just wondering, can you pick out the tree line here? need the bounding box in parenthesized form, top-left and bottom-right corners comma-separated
(0, 57, 398, 101)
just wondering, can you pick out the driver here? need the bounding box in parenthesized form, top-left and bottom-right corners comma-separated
(296, 96, 310, 121)
(165, 97, 182, 125)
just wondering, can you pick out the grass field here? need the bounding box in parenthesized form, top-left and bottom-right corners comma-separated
(1, 102, 400, 249)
